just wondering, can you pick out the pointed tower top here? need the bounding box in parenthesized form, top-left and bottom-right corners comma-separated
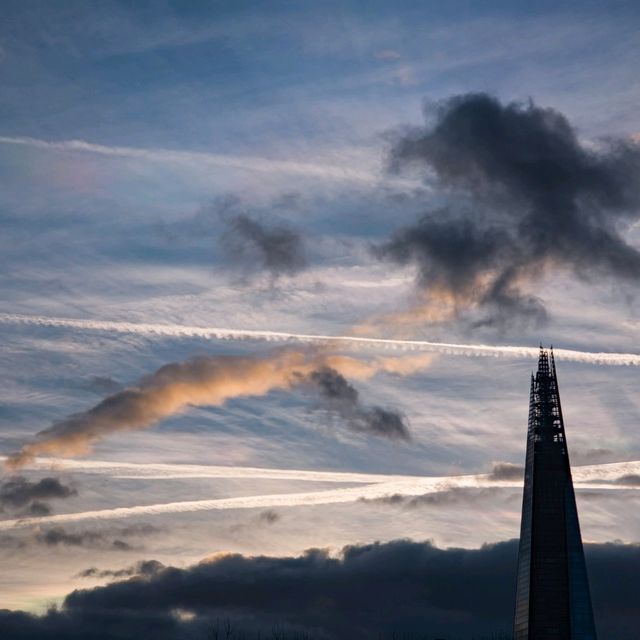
(550, 347, 558, 379)
(536, 346, 551, 380)
(514, 343, 597, 639)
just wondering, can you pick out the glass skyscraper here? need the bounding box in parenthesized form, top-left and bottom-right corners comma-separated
(514, 348, 597, 639)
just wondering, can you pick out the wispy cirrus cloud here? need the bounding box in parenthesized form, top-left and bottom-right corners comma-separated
(0, 135, 400, 186)
(4, 457, 421, 483)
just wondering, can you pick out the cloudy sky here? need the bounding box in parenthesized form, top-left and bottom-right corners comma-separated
(1, 1, 640, 638)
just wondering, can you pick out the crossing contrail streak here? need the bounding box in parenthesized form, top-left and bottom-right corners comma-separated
(0, 468, 634, 530)
(0, 474, 528, 531)
(2, 313, 640, 366)
(0, 456, 425, 484)
(8, 456, 640, 483)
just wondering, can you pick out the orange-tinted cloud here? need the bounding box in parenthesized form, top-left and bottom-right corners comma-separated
(6, 348, 432, 470)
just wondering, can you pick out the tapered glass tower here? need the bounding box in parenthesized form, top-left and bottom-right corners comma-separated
(514, 348, 597, 640)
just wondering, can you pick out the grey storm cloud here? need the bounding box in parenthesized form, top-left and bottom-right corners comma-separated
(2, 539, 640, 639)
(0, 476, 76, 516)
(221, 212, 307, 278)
(375, 93, 640, 326)
(307, 366, 410, 441)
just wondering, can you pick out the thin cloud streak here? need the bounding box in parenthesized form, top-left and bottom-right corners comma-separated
(0, 476, 518, 530)
(5, 457, 640, 483)
(0, 135, 408, 186)
(0, 462, 637, 530)
(2, 313, 640, 366)
(2, 457, 424, 483)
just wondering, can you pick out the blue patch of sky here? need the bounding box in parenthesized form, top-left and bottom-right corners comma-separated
(1, 0, 639, 147)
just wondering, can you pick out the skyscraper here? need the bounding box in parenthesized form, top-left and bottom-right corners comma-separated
(514, 348, 597, 640)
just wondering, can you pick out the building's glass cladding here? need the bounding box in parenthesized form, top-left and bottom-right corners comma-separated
(514, 349, 597, 640)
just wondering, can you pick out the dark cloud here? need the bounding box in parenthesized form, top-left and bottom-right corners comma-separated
(258, 509, 280, 525)
(1, 538, 638, 639)
(362, 486, 511, 508)
(308, 367, 410, 441)
(36, 528, 133, 550)
(0, 476, 76, 515)
(0, 607, 180, 640)
(26, 501, 52, 517)
(488, 462, 524, 481)
(39, 523, 160, 550)
(7, 349, 422, 469)
(229, 510, 282, 536)
(613, 474, 640, 486)
(0, 523, 159, 551)
(376, 93, 640, 327)
(78, 560, 165, 580)
(156, 194, 308, 280)
(221, 213, 307, 279)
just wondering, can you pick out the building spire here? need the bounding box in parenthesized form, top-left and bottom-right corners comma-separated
(514, 347, 597, 639)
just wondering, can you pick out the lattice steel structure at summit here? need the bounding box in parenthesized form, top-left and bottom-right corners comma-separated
(514, 348, 597, 640)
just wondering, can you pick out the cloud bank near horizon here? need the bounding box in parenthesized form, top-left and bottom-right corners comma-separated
(2, 538, 639, 639)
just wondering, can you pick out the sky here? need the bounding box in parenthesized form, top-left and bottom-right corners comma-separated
(1, 1, 640, 638)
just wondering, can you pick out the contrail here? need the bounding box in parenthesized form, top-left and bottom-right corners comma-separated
(10, 456, 640, 483)
(0, 469, 634, 530)
(8, 456, 640, 484)
(2, 313, 640, 366)
(0, 474, 523, 531)
(0, 135, 416, 187)
(0, 456, 425, 484)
